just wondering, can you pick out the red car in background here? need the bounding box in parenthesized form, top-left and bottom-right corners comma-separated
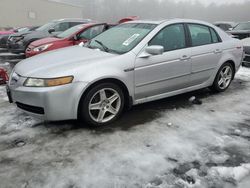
(0, 27, 30, 35)
(0, 68, 9, 85)
(118, 16, 139, 24)
(26, 17, 139, 58)
(0, 30, 15, 35)
(26, 23, 110, 58)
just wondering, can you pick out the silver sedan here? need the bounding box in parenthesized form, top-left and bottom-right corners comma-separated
(7, 19, 244, 126)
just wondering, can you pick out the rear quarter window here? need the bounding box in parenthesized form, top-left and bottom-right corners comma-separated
(210, 28, 221, 43)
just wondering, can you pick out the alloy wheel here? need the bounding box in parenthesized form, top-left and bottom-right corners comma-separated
(217, 65, 233, 90)
(88, 88, 121, 123)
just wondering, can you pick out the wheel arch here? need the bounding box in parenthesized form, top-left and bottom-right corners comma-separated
(77, 78, 133, 119)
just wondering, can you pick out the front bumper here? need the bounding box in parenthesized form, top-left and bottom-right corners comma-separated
(8, 81, 89, 121)
(7, 40, 26, 54)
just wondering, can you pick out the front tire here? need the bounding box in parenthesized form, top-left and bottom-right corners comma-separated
(79, 83, 124, 126)
(210, 62, 234, 92)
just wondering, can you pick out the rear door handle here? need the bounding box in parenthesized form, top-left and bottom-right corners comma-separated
(180, 55, 191, 61)
(214, 49, 222, 54)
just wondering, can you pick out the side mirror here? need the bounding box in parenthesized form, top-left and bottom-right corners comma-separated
(139, 45, 164, 58)
(146, 45, 164, 55)
(48, 28, 55, 33)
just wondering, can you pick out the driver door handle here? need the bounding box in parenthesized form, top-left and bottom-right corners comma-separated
(180, 55, 191, 61)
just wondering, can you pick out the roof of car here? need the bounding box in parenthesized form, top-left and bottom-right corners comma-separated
(214, 21, 236, 24)
(53, 18, 92, 23)
(124, 18, 215, 26)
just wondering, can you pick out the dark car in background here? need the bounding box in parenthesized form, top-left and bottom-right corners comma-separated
(7, 18, 91, 54)
(214, 21, 237, 31)
(227, 21, 250, 39)
(0, 26, 39, 48)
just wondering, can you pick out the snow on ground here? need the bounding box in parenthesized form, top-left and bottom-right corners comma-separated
(0, 67, 250, 188)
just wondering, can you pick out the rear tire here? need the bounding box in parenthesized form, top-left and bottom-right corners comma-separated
(210, 62, 234, 92)
(79, 83, 124, 127)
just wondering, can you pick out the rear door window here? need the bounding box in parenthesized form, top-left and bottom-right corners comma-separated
(188, 24, 212, 46)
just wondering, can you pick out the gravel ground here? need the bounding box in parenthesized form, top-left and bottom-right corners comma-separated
(0, 63, 250, 188)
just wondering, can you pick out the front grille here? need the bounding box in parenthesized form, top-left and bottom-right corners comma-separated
(16, 102, 45, 114)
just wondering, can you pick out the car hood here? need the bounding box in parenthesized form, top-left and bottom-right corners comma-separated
(10, 31, 33, 37)
(24, 30, 51, 41)
(228, 30, 250, 34)
(30, 37, 62, 47)
(15, 46, 117, 78)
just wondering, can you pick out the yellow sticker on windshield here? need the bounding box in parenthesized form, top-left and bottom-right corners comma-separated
(122, 34, 140, 46)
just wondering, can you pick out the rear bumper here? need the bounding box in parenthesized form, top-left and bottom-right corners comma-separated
(8, 82, 89, 121)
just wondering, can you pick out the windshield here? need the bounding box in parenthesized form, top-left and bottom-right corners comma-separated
(56, 24, 84, 38)
(233, 22, 250, 30)
(88, 23, 157, 54)
(36, 21, 57, 31)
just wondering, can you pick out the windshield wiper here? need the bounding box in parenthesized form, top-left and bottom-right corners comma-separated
(94, 40, 110, 52)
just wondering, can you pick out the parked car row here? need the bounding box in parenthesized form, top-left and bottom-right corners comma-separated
(6, 19, 244, 126)
(0, 17, 138, 57)
(26, 23, 112, 57)
(7, 18, 92, 54)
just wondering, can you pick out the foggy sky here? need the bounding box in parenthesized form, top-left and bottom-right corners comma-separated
(52, 0, 250, 23)
(173, 0, 250, 6)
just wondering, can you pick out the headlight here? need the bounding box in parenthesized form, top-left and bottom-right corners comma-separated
(24, 76, 74, 87)
(33, 44, 53, 52)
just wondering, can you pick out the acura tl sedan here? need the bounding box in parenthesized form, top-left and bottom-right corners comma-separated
(7, 19, 244, 126)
